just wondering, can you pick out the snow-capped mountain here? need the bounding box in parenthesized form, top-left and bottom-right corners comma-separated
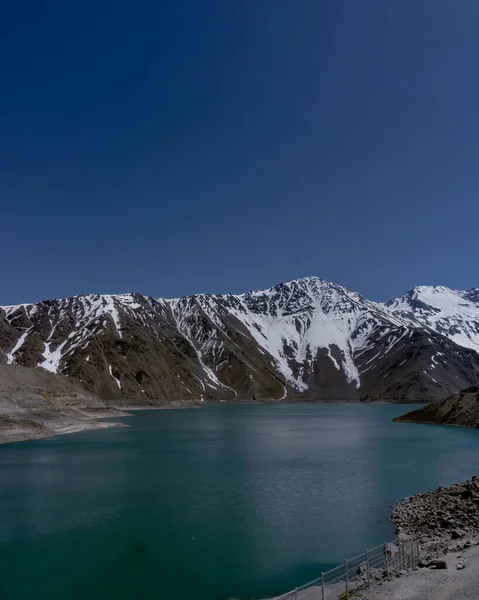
(385, 285, 479, 353)
(1, 277, 479, 403)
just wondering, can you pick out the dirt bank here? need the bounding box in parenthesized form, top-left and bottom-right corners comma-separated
(0, 363, 131, 444)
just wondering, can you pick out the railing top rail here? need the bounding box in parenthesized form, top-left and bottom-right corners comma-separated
(321, 563, 343, 574)
(272, 592, 293, 600)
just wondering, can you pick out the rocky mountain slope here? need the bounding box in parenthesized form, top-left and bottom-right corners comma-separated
(394, 385, 479, 427)
(1, 277, 479, 403)
(0, 363, 128, 444)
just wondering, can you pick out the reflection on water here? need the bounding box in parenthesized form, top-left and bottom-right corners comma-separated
(1, 403, 479, 600)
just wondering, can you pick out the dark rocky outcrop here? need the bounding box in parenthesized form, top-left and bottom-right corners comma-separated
(394, 385, 479, 427)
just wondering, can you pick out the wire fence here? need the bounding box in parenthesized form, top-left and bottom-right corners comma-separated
(272, 538, 421, 600)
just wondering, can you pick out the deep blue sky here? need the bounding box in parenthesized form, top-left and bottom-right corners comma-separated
(2, 1, 478, 305)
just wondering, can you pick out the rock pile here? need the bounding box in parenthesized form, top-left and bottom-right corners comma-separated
(392, 477, 479, 541)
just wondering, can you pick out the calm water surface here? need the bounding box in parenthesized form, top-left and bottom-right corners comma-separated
(1, 403, 479, 600)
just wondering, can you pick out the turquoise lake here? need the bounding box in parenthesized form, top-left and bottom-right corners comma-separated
(1, 403, 479, 600)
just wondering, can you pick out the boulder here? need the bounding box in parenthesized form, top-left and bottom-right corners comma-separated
(451, 529, 466, 540)
(384, 542, 399, 557)
(428, 559, 447, 569)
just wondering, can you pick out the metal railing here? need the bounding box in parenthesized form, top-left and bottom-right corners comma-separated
(272, 538, 421, 600)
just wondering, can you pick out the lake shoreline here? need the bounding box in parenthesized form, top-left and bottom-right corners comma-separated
(0, 398, 422, 446)
(393, 417, 474, 429)
(0, 403, 202, 445)
(0, 408, 131, 445)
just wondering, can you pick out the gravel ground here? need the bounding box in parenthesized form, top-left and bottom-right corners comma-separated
(364, 536, 479, 600)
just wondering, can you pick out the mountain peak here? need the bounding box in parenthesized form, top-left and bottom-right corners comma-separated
(386, 284, 479, 353)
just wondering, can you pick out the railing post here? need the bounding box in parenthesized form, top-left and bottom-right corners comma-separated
(293, 587, 298, 599)
(345, 559, 349, 599)
(321, 572, 325, 600)
(366, 548, 370, 589)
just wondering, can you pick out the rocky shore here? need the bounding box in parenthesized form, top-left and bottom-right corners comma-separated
(361, 477, 479, 599)
(392, 476, 479, 543)
(338, 478, 479, 600)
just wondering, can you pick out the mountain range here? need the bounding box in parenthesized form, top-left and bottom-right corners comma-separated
(2, 277, 479, 403)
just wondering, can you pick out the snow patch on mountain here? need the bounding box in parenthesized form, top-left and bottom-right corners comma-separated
(109, 365, 121, 389)
(41, 340, 68, 373)
(6, 328, 32, 364)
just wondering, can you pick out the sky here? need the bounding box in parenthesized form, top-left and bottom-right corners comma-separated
(1, 1, 479, 305)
